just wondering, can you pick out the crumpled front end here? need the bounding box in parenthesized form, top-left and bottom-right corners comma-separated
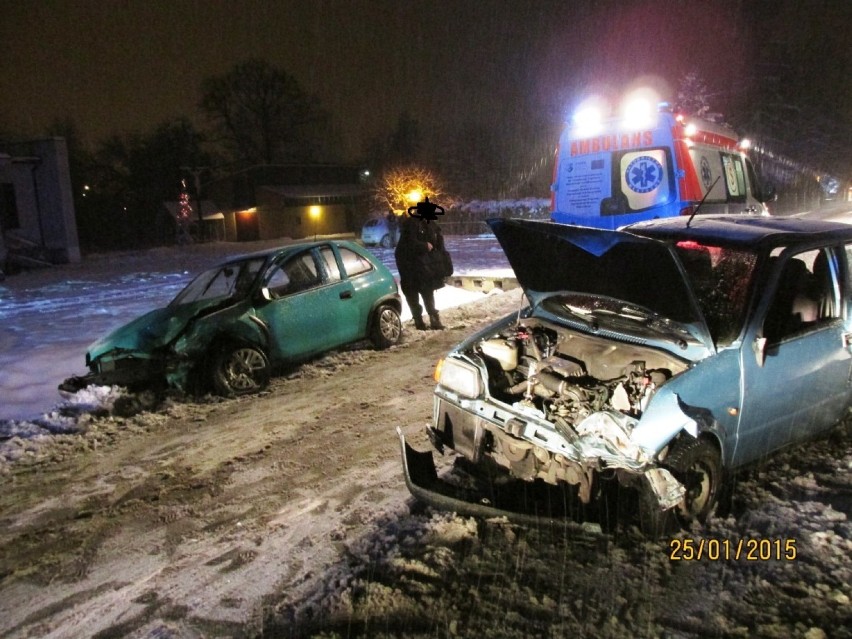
(60, 300, 232, 394)
(406, 315, 703, 515)
(60, 346, 179, 393)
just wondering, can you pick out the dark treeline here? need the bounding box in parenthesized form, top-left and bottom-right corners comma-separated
(3, 6, 848, 253)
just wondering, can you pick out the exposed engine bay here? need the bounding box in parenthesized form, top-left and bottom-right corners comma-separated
(477, 318, 687, 427)
(432, 317, 691, 507)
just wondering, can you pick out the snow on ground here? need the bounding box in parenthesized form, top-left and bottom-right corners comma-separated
(0, 234, 509, 430)
(0, 226, 850, 638)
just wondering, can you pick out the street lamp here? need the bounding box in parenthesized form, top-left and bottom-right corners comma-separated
(309, 205, 321, 240)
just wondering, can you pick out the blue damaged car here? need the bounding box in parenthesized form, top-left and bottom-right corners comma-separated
(400, 215, 852, 532)
(61, 240, 402, 397)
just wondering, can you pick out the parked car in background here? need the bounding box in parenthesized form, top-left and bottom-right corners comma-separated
(61, 240, 402, 397)
(361, 215, 401, 248)
(401, 215, 852, 534)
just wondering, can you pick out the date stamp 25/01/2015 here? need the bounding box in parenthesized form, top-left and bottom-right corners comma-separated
(669, 538, 797, 561)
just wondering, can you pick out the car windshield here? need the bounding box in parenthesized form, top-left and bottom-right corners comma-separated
(542, 293, 696, 344)
(673, 241, 758, 346)
(169, 257, 266, 306)
(540, 293, 700, 345)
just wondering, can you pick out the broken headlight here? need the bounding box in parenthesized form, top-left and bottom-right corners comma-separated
(436, 357, 483, 399)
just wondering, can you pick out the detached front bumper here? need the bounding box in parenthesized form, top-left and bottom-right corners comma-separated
(59, 353, 167, 393)
(427, 392, 686, 511)
(398, 427, 609, 533)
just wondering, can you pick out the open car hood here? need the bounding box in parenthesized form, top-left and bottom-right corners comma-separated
(487, 219, 715, 357)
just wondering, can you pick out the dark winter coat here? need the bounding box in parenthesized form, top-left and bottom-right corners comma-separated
(394, 215, 450, 294)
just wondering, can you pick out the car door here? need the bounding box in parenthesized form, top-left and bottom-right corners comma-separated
(333, 244, 384, 339)
(318, 244, 361, 344)
(256, 247, 357, 361)
(735, 245, 852, 465)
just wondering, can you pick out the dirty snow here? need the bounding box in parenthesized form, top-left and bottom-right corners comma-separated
(0, 234, 510, 425)
(0, 227, 850, 639)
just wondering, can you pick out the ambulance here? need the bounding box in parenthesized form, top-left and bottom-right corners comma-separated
(550, 101, 773, 229)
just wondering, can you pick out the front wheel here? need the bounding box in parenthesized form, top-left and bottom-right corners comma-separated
(211, 344, 271, 396)
(380, 234, 393, 248)
(370, 304, 402, 349)
(639, 437, 722, 537)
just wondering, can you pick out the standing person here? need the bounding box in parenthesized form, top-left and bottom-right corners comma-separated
(385, 209, 399, 246)
(394, 212, 450, 330)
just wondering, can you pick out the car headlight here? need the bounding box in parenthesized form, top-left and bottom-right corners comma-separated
(436, 357, 483, 399)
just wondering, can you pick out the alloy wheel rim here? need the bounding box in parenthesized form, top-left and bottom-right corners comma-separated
(380, 310, 401, 341)
(227, 348, 265, 390)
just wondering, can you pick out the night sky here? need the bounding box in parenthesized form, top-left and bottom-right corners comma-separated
(2, 0, 850, 169)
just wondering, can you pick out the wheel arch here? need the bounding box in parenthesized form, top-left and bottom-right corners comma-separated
(693, 414, 727, 469)
(665, 419, 726, 470)
(207, 317, 269, 358)
(366, 294, 402, 335)
(191, 321, 270, 389)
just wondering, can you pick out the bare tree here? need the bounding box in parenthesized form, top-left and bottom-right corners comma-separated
(199, 58, 330, 164)
(676, 71, 712, 118)
(374, 166, 444, 214)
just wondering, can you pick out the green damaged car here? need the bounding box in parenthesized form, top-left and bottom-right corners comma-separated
(61, 240, 402, 396)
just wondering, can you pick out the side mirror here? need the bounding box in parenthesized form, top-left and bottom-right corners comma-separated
(759, 184, 777, 204)
(753, 336, 767, 367)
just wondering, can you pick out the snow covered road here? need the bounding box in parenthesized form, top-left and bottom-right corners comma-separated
(0, 235, 510, 423)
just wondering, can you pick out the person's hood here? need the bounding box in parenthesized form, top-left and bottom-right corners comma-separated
(487, 218, 714, 358)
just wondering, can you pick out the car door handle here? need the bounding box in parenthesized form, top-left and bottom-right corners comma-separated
(339, 290, 353, 299)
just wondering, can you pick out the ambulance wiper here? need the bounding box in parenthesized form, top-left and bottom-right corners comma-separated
(686, 176, 721, 227)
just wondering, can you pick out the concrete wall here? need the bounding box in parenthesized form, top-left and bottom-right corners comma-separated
(32, 138, 80, 263)
(0, 137, 80, 264)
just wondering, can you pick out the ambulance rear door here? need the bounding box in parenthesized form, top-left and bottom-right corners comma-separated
(550, 117, 682, 230)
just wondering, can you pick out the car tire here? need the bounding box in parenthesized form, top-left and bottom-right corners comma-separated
(211, 343, 271, 396)
(370, 304, 402, 349)
(638, 437, 722, 537)
(380, 234, 393, 248)
(637, 482, 679, 539)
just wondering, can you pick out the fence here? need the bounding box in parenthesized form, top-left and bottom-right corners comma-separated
(438, 200, 551, 235)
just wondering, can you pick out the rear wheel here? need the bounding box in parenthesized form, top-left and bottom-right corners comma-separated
(370, 304, 402, 349)
(639, 437, 722, 537)
(211, 344, 271, 396)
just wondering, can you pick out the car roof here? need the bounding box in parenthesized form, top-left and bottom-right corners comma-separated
(625, 215, 852, 249)
(221, 239, 362, 264)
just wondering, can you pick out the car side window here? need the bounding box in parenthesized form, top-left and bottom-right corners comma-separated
(204, 266, 240, 300)
(339, 247, 373, 277)
(320, 247, 342, 282)
(266, 251, 322, 297)
(763, 248, 838, 343)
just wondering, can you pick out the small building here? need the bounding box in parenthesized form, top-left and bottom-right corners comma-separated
(204, 164, 368, 242)
(0, 137, 81, 270)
